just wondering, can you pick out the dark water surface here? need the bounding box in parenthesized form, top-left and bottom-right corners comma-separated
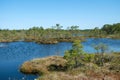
(0, 38, 120, 80)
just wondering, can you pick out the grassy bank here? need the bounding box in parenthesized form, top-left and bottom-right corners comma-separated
(20, 53, 120, 80)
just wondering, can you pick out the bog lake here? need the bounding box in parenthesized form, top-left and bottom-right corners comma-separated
(0, 38, 120, 80)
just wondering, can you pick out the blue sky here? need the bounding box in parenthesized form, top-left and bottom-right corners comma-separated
(0, 0, 120, 30)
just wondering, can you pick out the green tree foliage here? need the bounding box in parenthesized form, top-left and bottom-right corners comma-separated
(53, 24, 63, 30)
(83, 54, 95, 63)
(93, 43, 108, 54)
(68, 25, 80, 37)
(0, 24, 80, 43)
(64, 40, 85, 69)
(93, 43, 108, 66)
(102, 23, 120, 34)
(93, 27, 103, 37)
(70, 26, 79, 30)
(1, 23, 120, 43)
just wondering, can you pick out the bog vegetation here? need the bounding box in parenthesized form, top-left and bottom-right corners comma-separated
(0, 23, 120, 43)
(20, 40, 120, 80)
(1, 22, 120, 79)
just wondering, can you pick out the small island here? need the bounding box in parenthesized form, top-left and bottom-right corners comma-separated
(20, 40, 120, 80)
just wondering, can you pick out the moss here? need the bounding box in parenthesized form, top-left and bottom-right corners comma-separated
(37, 72, 87, 80)
(20, 53, 120, 80)
(20, 56, 67, 75)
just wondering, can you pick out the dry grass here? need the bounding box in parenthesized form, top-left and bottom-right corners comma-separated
(37, 72, 87, 80)
(20, 56, 67, 75)
(37, 71, 120, 80)
(20, 54, 120, 80)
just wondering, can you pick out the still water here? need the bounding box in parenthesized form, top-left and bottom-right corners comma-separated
(0, 38, 120, 80)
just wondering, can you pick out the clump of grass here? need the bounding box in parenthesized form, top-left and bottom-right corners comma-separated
(37, 72, 87, 80)
(20, 56, 67, 75)
(20, 53, 120, 80)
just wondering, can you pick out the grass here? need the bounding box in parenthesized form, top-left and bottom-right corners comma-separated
(20, 53, 120, 80)
(20, 56, 67, 75)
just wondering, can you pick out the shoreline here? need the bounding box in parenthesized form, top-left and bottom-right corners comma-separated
(20, 53, 120, 80)
(0, 36, 120, 44)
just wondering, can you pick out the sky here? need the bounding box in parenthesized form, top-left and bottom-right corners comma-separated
(0, 0, 120, 30)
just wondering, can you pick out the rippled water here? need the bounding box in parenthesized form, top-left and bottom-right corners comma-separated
(0, 38, 120, 80)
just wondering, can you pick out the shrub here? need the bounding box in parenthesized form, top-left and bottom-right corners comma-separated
(64, 40, 85, 69)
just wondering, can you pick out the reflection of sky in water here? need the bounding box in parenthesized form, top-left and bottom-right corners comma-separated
(0, 38, 120, 79)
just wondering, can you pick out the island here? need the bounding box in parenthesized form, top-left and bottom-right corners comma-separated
(20, 40, 120, 80)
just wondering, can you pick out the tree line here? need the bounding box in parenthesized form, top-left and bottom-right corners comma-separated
(0, 24, 82, 43)
(0, 23, 120, 43)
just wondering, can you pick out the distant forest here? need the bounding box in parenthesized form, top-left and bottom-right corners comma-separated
(0, 23, 120, 43)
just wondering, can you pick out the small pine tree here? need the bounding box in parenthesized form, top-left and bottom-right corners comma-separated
(64, 40, 85, 69)
(93, 43, 108, 66)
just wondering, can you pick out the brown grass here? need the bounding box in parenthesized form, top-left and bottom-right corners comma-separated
(20, 55, 120, 80)
(20, 56, 67, 75)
